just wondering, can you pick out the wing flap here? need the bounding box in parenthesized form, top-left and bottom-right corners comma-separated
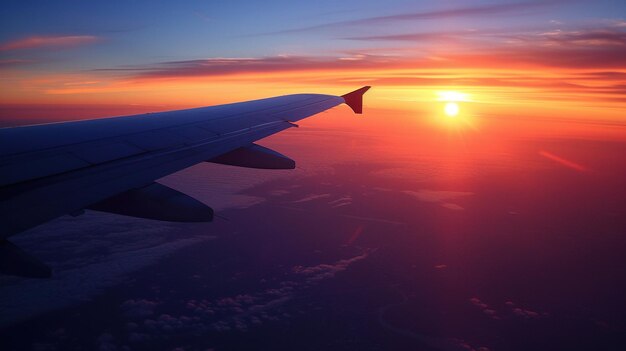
(207, 143, 295, 169)
(88, 182, 213, 222)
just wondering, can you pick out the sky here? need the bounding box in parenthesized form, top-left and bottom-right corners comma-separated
(1, 2, 626, 349)
(0, 0, 625, 135)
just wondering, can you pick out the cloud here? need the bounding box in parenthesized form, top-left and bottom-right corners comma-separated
(293, 250, 372, 282)
(343, 30, 481, 42)
(456, 339, 492, 351)
(96, 333, 118, 351)
(271, 0, 566, 34)
(207, 251, 373, 324)
(268, 189, 291, 196)
(0, 161, 303, 330)
(403, 189, 473, 210)
(339, 214, 405, 226)
(86, 38, 625, 91)
(341, 25, 626, 70)
(160, 165, 270, 211)
(538, 28, 626, 46)
(97, 27, 624, 82)
(95, 55, 387, 80)
(328, 196, 353, 208)
(511, 308, 540, 318)
(47, 23, 622, 102)
(441, 203, 466, 211)
(0, 212, 215, 328)
(469, 298, 549, 322)
(0, 59, 34, 67)
(351, 0, 563, 23)
(0, 35, 99, 51)
(431, 46, 626, 70)
(121, 299, 160, 319)
(469, 297, 489, 309)
(346, 26, 626, 47)
(504, 301, 549, 319)
(116, 250, 374, 343)
(469, 297, 501, 320)
(290, 193, 332, 203)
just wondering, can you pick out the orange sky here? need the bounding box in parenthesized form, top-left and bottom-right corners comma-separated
(1, 1, 624, 141)
(2, 61, 624, 142)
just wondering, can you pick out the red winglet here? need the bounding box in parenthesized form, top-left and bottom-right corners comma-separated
(341, 86, 371, 114)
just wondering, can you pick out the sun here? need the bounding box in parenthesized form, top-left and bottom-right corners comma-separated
(436, 90, 469, 119)
(433, 90, 474, 130)
(444, 102, 459, 117)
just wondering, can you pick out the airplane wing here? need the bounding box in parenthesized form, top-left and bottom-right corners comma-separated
(0, 86, 370, 277)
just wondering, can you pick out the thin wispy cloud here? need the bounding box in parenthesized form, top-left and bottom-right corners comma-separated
(344, 25, 626, 48)
(0, 35, 99, 51)
(538, 28, 626, 46)
(340, 25, 626, 69)
(348, 0, 562, 24)
(102, 24, 626, 82)
(37, 44, 624, 106)
(343, 30, 482, 42)
(95, 55, 388, 79)
(269, 0, 568, 35)
(0, 59, 34, 66)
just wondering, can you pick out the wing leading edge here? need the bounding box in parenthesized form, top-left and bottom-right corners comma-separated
(0, 86, 370, 277)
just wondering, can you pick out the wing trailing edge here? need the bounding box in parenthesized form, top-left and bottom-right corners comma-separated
(342, 86, 371, 114)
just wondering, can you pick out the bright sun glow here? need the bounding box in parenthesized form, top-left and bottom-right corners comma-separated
(444, 102, 460, 117)
(436, 90, 469, 119)
(437, 91, 470, 102)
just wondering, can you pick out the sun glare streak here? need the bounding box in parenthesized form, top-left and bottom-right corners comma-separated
(539, 150, 588, 172)
(437, 91, 471, 102)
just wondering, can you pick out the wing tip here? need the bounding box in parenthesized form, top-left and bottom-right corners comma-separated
(341, 86, 371, 114)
